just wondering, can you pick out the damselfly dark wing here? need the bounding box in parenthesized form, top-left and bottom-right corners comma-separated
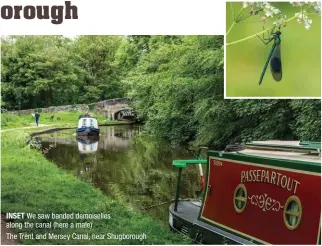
(270, 42, 282, 81)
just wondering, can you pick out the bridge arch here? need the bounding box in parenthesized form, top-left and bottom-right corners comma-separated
(111, 108, 136, 121)
(94, 98, 136, 122)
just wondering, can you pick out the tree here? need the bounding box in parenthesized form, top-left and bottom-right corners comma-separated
(1, 36, 79, 109)
(72, 36, 124, 102)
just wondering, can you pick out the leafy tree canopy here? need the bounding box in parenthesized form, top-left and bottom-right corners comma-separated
(1, 35, 320, 147)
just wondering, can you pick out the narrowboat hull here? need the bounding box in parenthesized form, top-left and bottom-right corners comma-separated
(200, 155, 321, 244)
(169, 201, 247, 244)
(76, 127, 99, 136)
(169, 141, 321, 245)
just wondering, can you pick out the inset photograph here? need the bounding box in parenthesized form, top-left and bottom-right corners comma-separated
(226, 2, 321, 98)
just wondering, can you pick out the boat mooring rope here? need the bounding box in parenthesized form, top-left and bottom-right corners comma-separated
(224, 144, 245, 152)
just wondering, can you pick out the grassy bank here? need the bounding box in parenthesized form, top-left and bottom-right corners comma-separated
(1, 111, 118, 129)
(1, 130, 190, 244)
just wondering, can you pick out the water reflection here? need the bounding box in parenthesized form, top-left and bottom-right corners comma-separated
(76, 136, 100, 154)
(37, 125, 200, 223)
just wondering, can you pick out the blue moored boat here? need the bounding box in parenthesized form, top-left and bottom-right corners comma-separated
(76, 116, 100, 136)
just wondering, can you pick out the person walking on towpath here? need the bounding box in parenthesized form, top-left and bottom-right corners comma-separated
(35, 112, 40, 127)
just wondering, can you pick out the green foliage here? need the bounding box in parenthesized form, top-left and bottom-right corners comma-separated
(71, 36, 124, 102)
(1, 36, 79, 109)
(290, 100, 321, 141)
(126, 36, 224, 145)
(1, 36, 125, 110)
(2, 35, 320, 148)
(196, 100, 294, 148)
(3, 35, 320, 245)
(124, 36, 320, 148)
(1, 132, 191, 244)
(1, 111, 115, 129)
(1, 113, 31, 128)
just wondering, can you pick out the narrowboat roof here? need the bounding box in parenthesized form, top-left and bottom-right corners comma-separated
(238, 140, 321, 164)
(237, 149, 320, 163)
(79, 116, 98, 120)
(245, 140, 321, 151)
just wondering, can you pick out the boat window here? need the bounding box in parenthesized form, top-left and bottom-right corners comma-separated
(90, 119, 93, 127)
(82, 119, 87, 126)
(233, 184, 247, 213)
(284, 195, 302, 230)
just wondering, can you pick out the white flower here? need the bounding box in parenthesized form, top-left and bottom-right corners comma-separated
(255, 2, 266, 9)
(273, 15, 287, 26)
(313, 2, 321, 14)
(295, 12, 306, 19)
(305, 19, 313, 25)
(273, 8, 281, 14)
(242, 2, 256, 8)
(304, 18, 313, 29)
(290, 2, 304, 7)
(240, 1, 281, 23)
(242, 2, 248, 8)
(265, 10, 273, 17)
(261, 3, 281, 18)
(295, 11, 313, 29)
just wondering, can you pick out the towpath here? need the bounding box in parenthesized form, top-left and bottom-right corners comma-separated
(1, 124, 52, 133)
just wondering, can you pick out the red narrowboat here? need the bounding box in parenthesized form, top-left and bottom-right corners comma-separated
(169, 141, 321, 244)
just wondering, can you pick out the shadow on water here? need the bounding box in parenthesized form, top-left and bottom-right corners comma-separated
(36, 125, 201, 224)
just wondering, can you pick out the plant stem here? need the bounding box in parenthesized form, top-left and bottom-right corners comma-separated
(226, 26, 273, 46)
(226, 22, 236, 36)
(239, 20, 262, 24)
(235, 7, 244, 22)
(226, 16, 297, 46)
(230, 2, 234, 19)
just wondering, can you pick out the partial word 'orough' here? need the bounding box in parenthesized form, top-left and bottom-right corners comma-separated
(1, 1, 78, 25)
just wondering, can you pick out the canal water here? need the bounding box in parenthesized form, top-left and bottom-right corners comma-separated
(35, 125, 202, 224)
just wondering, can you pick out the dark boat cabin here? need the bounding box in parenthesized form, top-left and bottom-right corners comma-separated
(169, 141, 321, 244)
(76, 116, 100, 136)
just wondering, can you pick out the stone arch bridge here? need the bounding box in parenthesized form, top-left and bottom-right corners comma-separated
(94, 98, 136, 121)
(8, 98, 137, 122)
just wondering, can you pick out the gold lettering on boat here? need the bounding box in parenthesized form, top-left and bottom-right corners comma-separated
(248, 193, 284, 212)
(212, 160, 222, 166)
(240, 170, 300, 194)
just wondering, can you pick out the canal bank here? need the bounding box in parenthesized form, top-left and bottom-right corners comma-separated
(33, 125, 200, 224)
(1, 128, 191, 244)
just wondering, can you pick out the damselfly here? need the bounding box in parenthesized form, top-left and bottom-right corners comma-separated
(258, 27, 282, 85)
